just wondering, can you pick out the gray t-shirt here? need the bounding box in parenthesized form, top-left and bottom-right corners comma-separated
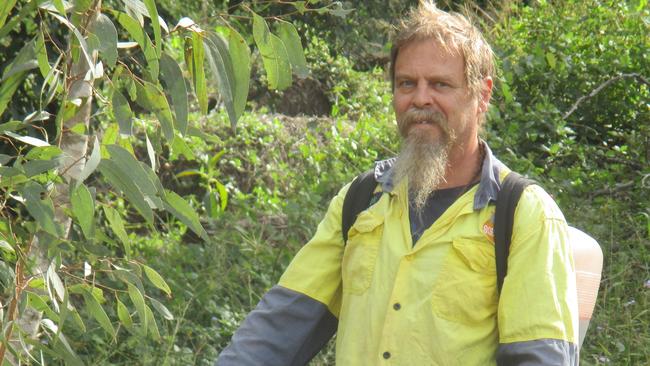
(409, 183, 477, 245)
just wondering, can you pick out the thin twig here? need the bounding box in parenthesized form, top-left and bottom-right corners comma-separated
(563, 73, 649, 119)
(590, 181, 636, 198)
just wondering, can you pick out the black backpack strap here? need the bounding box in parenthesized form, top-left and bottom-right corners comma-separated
(494, 172, 534, 294)
(341, 169, 379, 244)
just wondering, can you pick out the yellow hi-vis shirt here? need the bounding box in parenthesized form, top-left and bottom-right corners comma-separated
(279, 169, 578, 365)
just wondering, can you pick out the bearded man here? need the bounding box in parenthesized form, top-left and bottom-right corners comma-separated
(216, 3, 579, 365)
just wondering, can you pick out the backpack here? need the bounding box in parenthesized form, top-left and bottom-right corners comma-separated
(340, 170, 602, 347)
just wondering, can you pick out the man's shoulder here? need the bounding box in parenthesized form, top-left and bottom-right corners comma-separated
(518, 183, 566, 222)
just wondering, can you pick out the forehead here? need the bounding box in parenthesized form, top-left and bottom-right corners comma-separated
(394, 39, 464, 79)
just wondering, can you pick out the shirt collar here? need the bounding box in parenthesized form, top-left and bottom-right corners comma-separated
(374, 140, 506, 210)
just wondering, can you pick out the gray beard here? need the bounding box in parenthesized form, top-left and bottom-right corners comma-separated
(393, 132, 450, 213)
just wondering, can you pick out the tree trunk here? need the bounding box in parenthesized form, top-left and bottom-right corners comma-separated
(2, 4, 99, 363)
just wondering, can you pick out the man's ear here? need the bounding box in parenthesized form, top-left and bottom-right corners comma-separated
(478, 77, 493, 113)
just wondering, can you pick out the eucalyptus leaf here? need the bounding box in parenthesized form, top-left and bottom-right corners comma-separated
(77, 136, 101, 183)
(127, 283, 147, 332)
(112, 89, 133, 135)
(22, 159, 59, 177)
(227, 28, 251, 124)
(70, 183, 95, 239)
(106, 144, 161, 201)
(275, 20, 308, 78)
(191, 32, 208, 114)
(103, 206, 131, 257)
(35, 28, 50, 78)
(159, 53, 188, 135)
(21, 182, 62, 236)
(89, 13, 118, 68)
(252, 14, 292, 90)
(83, 289, 115, 337)
(203, 32, 236, 125)
(135, 82, 174, 141)
(162, 190, 208, 241)
(117, 298, 133, 328)
(0, 240, 14, 253)
(145, 133, 156, 171)
(0, 71, 30, 117)
(142, 264, 171, 295)
(4, 131, 50, 147)
(113, 10, 159, 80)
(143, 0, 161, 57)
(144, 304, 160, 340)
(98, 159, 154, 224)
(0, 0, 17, 30)
(150, 298, 174, 320)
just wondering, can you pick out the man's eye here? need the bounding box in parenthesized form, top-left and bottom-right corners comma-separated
(398, 80, 414, 88)
(434, 81, 450, 88)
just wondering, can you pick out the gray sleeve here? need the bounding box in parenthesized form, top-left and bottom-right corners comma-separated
(496, 339, 578, 366)
(215, 285, 338, 366)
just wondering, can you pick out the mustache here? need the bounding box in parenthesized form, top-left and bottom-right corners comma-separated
(398, 108, 448, 135)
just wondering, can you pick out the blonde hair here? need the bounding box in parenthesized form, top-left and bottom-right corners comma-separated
(389, 1, 494, 97)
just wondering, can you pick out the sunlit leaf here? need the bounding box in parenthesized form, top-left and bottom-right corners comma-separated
(216, 181, 228, 211)
(27, 292, 59, 322)
(0, 0, 17, 30)
(0, 240, 14, 253)
(103, 206, 131, 257)
(106, 145, 160, 200)
(150, 297, 174, 320)
(143, 0, 161, 57)
(144, 304, 160, 340)
(191, 32, 208, 114)
(22, 159, 59, 177)
(70, 183, 95, 239)
(227, 28, 251, 124)
(35, 28, 50, 78)
(275, 20, 308, 78)
(142, 264, 171, 296)
(252, 13, 292, 90)
(47, 262, 65, 303)
(113, 10, 159, 80)
(159, 53, 188, 135)
(127, 283, 147, 332)
(90, 13, 118, 68)
(4, 131, 50, 147)
(135, 81, 174, 141)
(77, 136, 101, 183)
(203, 32, 236, 125)
(117, 298, 133, 328)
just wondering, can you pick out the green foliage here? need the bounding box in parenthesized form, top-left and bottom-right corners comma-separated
(0, 0, 329, 364)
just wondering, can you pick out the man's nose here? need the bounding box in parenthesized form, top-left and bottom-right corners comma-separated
(412, 83, 434, 108)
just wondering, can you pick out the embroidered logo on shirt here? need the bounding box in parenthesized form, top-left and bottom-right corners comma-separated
(483, 215, 495, 243)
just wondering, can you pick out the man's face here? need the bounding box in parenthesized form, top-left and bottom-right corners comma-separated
(392, 39, 489, 151)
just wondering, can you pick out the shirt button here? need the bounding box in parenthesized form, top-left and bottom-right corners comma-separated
(393, 303, 401, 310)
(383, 351, 391, 359)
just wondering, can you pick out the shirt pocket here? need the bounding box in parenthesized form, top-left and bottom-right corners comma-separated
(431, 238, 498, 324)
(341, 210, 384, 295)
